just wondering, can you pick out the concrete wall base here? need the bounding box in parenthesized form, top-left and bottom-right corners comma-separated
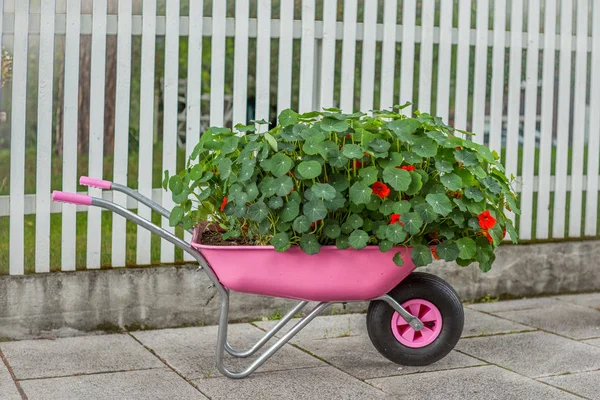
(1, 241, 599, 339)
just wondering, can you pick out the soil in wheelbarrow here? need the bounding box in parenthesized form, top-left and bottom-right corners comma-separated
(197, 229, 255, 246)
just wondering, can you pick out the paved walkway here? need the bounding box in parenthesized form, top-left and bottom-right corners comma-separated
(1, 293, 599, 400)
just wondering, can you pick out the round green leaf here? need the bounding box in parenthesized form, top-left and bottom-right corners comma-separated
(405, 171, 423, 196)
(464, 186, 484, 202)
(411, 136, 438, 157)
(382, 167, 411, 191)
(279, 109, 299, 127)
(441, 173, 463, 191)
(454, 149, 479, 166)
(324, 193, 346, 211)
(169, 206, 184, 226)
(349, 230, 369, 250)
(379, 200, 395, 216)
(268, 196, 284, 209)
(270, 153, 294, 177)
(336, 235, 350, 249)
(342, 144, 364, 159)
(311, 183, 337, 200)
(455, 237, 477, 259)
(435, 241, 460, 261)
(379, 240, 393, 252)
(297, 161, 322, 179)
(411, 244, 433, 267)
(300, 234, 321, 255)
(321, 117, 349, 132)
(349, 182, 372, 205)
(270, 232, 291, 252)
(359, 166, 379, 185)
(217, 158, 232, 180)
(385, 223, 407, 244)
(292, 216, 311, 233)
(347, 214, 364, 229)
(324, 223, 341, 239)
(435, 159, 454, 173)
(414, 202, 437, 223)
(329, 150, 350, 168)
(169, 175, 184, 195)
(247, 202, 270, 222)
(273, 175, 294, 196)
(393, 252, 405, 266)
(426, 193, 453, 216)
(388, 118, 420, 141)
(189, 164, 203, 181)
(280, 200, 300, 222)
(369, 139, 391, 153)
(303, 200, 328, 222)
(400, 212, 424, 235)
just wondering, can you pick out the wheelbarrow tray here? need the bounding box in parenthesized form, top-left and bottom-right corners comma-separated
(191, 232, 416, 302)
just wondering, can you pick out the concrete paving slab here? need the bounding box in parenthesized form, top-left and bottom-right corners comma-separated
(19, 368, 208, 400)
(493, 303, 600, 339)
(132, 324, 324, 380)
(554, 293, 600, 310)
(0, 334, 163, 380)
(583, 338, 600, 348)
(254, 313, 367, 342)
(462, 308, 534, 337)
(456, 331, 600, 378)
(368, 365, 579, 400)
(467, 297, 563, 313)
(539, 370, 600, 400)
(0, 356, 21, 400)
(194, 366, 387, 400)
(293, 334, 485, 380)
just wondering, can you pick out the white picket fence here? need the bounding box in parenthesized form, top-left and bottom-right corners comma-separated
(1, 0, 599, 275)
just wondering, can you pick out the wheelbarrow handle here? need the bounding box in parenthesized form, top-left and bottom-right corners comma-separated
(80, 176, 112, 189)
(52, 191, 92, 206)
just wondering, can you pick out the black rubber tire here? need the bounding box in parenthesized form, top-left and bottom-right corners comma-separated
(366, 272, 464, 366)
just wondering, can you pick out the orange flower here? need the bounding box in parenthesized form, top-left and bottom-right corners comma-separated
(390, 214, 400, 224)
(396, 165, 415, 171)
(220, 197, 228, 212)
(482, 230, 493, 244)
(478, 210, 497, 230)
(431, 246, 441, 260)
(371, 181, 391, 199)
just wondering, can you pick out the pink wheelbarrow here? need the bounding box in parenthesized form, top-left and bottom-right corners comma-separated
(52, 177, 464, 379)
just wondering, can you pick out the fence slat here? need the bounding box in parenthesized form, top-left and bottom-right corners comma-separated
(233, 0, 249, 125)
(299, 0, 315, 112)
(160, 0, 180, 263)
(536, 0, 557, 239)
(504, 0, 524, 228)
(184, 0, 203, 261)
(136, 0, 157, 266)
(379, 0, 396, 110)
(277, 0, 294, 114)
(340, 0, 357, 113)
(454, 0, 471, 130)
(35, 0, 56, 273)
(488, 0, 506, 153)
(471, 0, 489, 143)
(568, 0, 589, 237)
(319, 0, 337, 109)
(417, 0, 433, 112)
(359, 0, 377, 111)
(210, 1, 226, 126)
(585, 0, 600, 236)
(9, 0, 29, 275)
(552, 0, 573, 238)
(519, 0, 541, 240)
(111, 0, 132, 267)
(86, 0, 108, 270)
(61, 0, 80, 271)
(399, 0, 416, 115)
(435, 0, 453, 122)
(254, 0, 271, 121)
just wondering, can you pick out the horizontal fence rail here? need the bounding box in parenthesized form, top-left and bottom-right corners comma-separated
(0, 0, 598, 275)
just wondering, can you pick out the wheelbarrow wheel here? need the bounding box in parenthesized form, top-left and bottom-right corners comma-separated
(366, 272, 464, 366)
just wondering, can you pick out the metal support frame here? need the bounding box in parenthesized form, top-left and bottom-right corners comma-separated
(87, 195, 423, 379)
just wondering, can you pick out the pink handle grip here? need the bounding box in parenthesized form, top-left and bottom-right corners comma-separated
(80, 176, 112, 189)
(52, 191, 92, 206)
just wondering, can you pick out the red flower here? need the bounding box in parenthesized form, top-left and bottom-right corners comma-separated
(345, 134, 351, 139)
(431, 246, 441, 260)
(310, 219, 323, 229)
(353, 160, 363, 168)
(371, 181, 391, 199)
(220, 197, 228, 212)
(502, 227, 507, 239)
(396, 165, 415, 171)
(456, 146, 462, 150)
(478, 210, 497, 230)
(482, 230, 493, 244)
(390, 214, 400, 224)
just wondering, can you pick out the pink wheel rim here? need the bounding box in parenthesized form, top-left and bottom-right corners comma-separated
(391, 299, 443, 348)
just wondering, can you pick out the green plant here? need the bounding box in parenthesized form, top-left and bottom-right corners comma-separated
(164, 105, 519, 271)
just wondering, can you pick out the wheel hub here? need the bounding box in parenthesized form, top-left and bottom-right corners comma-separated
(391, 298, 442, 348)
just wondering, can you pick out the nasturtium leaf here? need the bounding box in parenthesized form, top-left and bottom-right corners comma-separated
(342, 144, 364, 159)
(297, 161, 322, 179)
(386, 224, 407, 244)
(311, 183, 337, 200)
(336, 235, 350, 249)
(469, 165, 487, 179)
(221, 136, 239, 155)
(172, 188, 190, 203)
(435, 241, 460, 261)
(411, 244, 433, 267)
(329, 174, 349, 192)
(347, 214, 364, 229)
(435, 159, 454, 173)
(482, 177, 502, 194)
(238, 164, 254, 182)
(217, 158, 233, 180)
(300, 234, 321, 255)
(303, 136, 325, 155)
(405, 171, 423, 196)
(375, 224, 388, 240)
(349, 202, 365, 213)
(403, 151, 422, 164)
(449, 211, 466, 226)
(393, 252, 405, 266)
(400, 212, 423, 235)
(341, 222, 354, 234)
(441, 173, 463, 191)
(504, 219, 519, 243)
(324, 222, 341, 239)
(359, 166, 379, 185)
(273, 175, 294, 196)
(278, 109, 299, 127)
(247, 201, 270, 222)
(270, 232, 291, 252)
(363, 218, 374, 232)
(321, 117, 349, 132)
(466, 201, 486, 215)
(349, 182, 373, 205)
(476, 245, 495, 272)
(388, 152, 404, 167)
(393, 200, 412, 215)
(414, 202, 437, 223)
(257, 220, 270, 234)
(388, 118, 420, 141)
(162, 170, 170, 190)
(454, 149, 479, 166)
(379, 200, 396, 215)
(268, 196, 284, 209)
(383, 167, 411, 191)
(366, 195, 381, 210)
(264, 132, 278, 151)
(426, 193, 453, 216)
(189, 164, 202, 181)
(329, 150, 349, 168)
(411, 136, 438, 157)
(292, 215, 311, 233)
(245, 183, 259, 201)
(169, 175, 184, 195)
(379, 240, 393, 252)
(369, 139, 391, 153)
(324, 192, 346, 211)
(304, 200, 328, 222)
(349, 230, 370, 250)
(169, 206, 184, 226)
(464, 186, 484, 202)
(279, 200, 300, 222)
(270, 153, 294, 177)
